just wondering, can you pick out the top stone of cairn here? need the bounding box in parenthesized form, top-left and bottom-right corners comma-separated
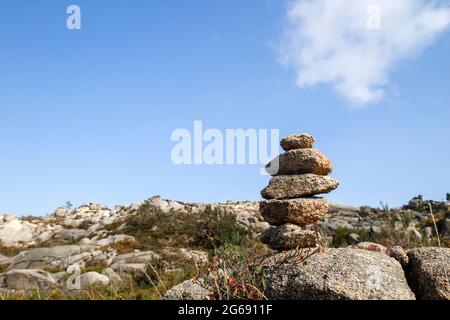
(280, 134, 315, 151)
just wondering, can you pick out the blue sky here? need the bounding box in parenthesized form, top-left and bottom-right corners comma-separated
(1, 0, 449, 215)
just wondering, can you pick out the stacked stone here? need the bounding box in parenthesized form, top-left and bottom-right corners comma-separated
(260, 134, 339, 251)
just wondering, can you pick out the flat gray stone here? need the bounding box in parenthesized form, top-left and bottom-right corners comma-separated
(261, 174, 339, 200)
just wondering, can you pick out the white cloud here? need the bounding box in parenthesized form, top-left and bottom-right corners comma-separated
(278, 0, 450, 105)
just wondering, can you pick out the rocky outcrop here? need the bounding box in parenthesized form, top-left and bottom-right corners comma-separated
(111, 263, 146, 275)
(112, 251, 160, 265)
(0, 269, 59, 291)
(0, 197, 269, 248)
(0, 191, 449, 300)
(1, 195, 447, 250)
(163, 279, 212, 300)
(406, 247, 450, 300)
(262, 248, 416, 300)
(0, 245, 113, 271)
(0, 218, 43, 247)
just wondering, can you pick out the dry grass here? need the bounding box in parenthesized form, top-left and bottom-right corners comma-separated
(109, 240, 140, 255)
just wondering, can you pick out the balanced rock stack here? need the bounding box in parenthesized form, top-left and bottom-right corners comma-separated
(260, 134, 339, 250)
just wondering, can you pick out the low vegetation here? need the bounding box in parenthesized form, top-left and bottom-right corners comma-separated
(0, 269, 194, 300)
(331, 207, 449, 249)
(122, 202, 251, 251)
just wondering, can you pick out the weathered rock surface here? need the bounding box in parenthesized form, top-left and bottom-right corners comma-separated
(0, 219, 36, 246)
(406, 247, 450, 300)
(53, 229, 87, 243)
(389, 246, 409, 268)
(162, 248, 209, 266)
(163, 279, 212, 300)
(112, 251, 160, 265)
(79, 272, 110, 289)
(102, 268, 123, 286)
(0, 269, 58, 291)
(2, 245, 102, 271)
(86, 234, 135, 247)
(280, 134, 314, 151)
(355, 242, 388, 254)
(260, 224, 319, 250)
(54, 208, 70, 218)
(111, 263, 146, 275)
(260, 198, 328, 226)
(261, 174, 339, 200)
(266, 149, 333, 176)
(262, 248, 416, 300)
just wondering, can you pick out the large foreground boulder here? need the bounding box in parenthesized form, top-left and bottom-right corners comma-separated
(406, 247, 450, 300)
(262, 248, 415, 300)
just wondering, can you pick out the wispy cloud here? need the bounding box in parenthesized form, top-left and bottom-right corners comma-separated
(278, 0, 450, 106)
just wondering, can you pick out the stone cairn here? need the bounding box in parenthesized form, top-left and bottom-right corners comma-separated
(260, 134, 340, 251)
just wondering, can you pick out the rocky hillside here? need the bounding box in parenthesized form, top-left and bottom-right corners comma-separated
(0, 195, 449, 300)
(1, 195, 448, 249)
(0, 196, 266, 249)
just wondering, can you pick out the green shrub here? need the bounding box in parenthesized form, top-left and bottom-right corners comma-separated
(331, 228, 353, 247)
(125, 202, 172, 231)
(123, 203, 250, 250)
(190, 206, 250, 249)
